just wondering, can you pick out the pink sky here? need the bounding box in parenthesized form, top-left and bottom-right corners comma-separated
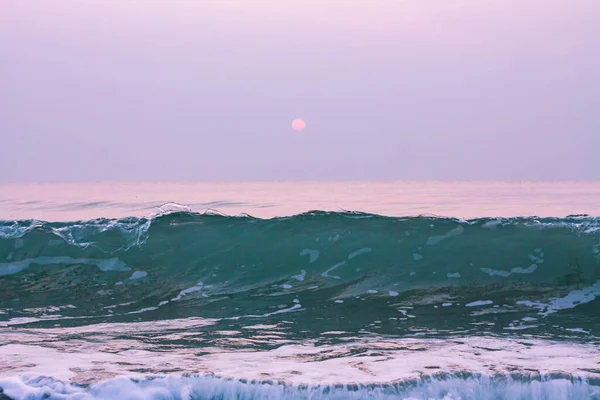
(1, 0, 599, 181)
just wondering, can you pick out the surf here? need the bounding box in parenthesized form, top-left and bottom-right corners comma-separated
(1, 211, 600, 399)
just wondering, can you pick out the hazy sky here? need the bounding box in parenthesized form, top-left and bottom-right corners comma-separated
(1, 0, 599, 182)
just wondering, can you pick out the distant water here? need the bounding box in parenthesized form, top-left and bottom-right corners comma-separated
(2, 181, 600, 221)
(1, 181, 599, 400)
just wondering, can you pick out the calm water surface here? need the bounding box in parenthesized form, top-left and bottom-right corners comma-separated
(1, 181, 599, 221)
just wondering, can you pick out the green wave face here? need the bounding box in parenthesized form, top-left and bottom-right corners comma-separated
(1, 212, 599, 339)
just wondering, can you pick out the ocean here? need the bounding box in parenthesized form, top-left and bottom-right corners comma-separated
(0, 181, 599, 400)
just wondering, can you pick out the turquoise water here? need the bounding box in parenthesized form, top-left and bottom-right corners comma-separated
(1, 182, 599, 399)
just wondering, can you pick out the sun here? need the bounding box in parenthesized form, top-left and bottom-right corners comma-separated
(291, 118, 306, 131)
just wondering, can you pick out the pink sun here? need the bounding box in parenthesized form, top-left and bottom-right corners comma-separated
(291, 118, 306, 131)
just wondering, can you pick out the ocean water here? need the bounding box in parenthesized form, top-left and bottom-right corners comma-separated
(0, 181, 599, 400)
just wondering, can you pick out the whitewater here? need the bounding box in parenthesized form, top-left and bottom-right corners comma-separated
(1, 181, 599, 399)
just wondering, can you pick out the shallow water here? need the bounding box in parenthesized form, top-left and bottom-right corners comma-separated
(0, 181, 599, 399)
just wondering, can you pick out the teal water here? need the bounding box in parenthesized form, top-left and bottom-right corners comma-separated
(1, 182, 599, 399)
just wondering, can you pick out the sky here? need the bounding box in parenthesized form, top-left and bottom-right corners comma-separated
(1, 0, 599, 182)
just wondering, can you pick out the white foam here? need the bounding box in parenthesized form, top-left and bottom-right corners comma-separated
(511, 264, 538, 274)
(542, 280, 600, 316)
(516, 280, 600, 317)
(299, 249, 319, 263)
(426, 226, 464, 245)
(126, 307, 158, 315)
(447, 272, 461, 278)
(480, 267, 511, 277)
(504, 324, 538, 331)
(388, 291, 399, 297)
(480, 264, 538, 278)
(22, 305, 75, 314)
(171, 282, 204, 302)
(1, 371, 596, 400)
(412, 253, 423, 261)
(129, 271, 148, 280)
(347, 247, 372, 259)
(482, 219, 502, 229)
(465, 300, 494, 307)
(321, 262, 345, 280)
(516, 300, 545, 309)
(566, 328, 590, 334)
(397, 309, 416, 318)
(0, 333, 598, 395)
(22, 306, 57, 314)
(258, 304, 302, 317)
(0, 256, 129, 276)
(291, 270, 306, 281)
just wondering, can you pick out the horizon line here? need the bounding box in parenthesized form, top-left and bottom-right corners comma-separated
(1, 179, 599, 185)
